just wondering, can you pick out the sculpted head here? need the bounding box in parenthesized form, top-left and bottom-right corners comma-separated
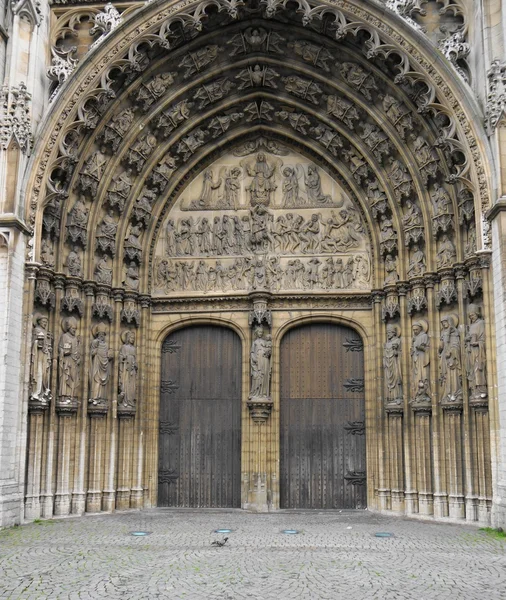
(468, 304, 482, 323)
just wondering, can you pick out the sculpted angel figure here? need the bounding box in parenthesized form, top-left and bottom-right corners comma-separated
(94, 255, 113, 285)
(250, 327, 272, 400)
(282, 166, 302, 207)
(304, 165, 331, 204)
(30, 313, 52, 404)
(197, 169, 222, 207)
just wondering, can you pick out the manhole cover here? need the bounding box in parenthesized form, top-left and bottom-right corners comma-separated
(215, 529, 232, 533)
(130, 531, 151, 536)
(282, 529, 299, 534)
(375, 532, 394, 538)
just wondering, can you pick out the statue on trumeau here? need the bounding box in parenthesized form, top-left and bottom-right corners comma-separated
(30, 313, 53, 406)
(250, 327, 272, 400)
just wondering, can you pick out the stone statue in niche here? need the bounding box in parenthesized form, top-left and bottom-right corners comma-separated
(149, 154, 178, 192)
(276, 109, 311, 134)
(124, 223, 143, 261)
(58, 316, 81, 405)
(439, 314, 463, 404)
(431, 183, 453, 215)
(383, 324, 403, 405)
(194, 78, 235, 109)
(209, 111, 245, 138)
(359, 123, 391, 161)
(412, 135, 439, 183)
(89, 323, 113, 406)
(410, 319, 430, 404)
(94, 255, 113, 285)
(325, 95, 360, 129)
(66, 246, 83, 277)
(236, 64, 279, 89)
(176, 128, 206, 161)
(382, 94, 412, 139)
(465, 304, 487, 400)
(340, 62, 377, 100)
(118, 331, 138, 409)
(288, 40, 333, 71)
(310, 124, 343, 157)
(250, 327, 272, 400)
(197, 170, 223, 207)
(437, 234, 456, 269)
(127, 133, 157, 172)
(96, 210, 118, 255)
(388, 158, 412, 201)
(407, 245, 426, 277)
(66, 196, 89, 246)
(40, 237, 55, 268)
(30, 313, 53, 405)
(157, 101, 193, 137)
(403, 200, 423, 228)
(79, 148, 108, 197)
(124, 262, 140, 291)
(107, 169, 134, 211)
(465, 221, 476, 258)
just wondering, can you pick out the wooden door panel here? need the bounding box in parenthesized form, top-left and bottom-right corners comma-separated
(280, 323, 366, 509)
(158, 325, 242, 508)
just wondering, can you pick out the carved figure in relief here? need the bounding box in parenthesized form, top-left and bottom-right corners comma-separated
(288, 40, 333, 71)
(165, 219, 176, 256)
(276, 109, 311, 134)
(282, 166, 302, 207)
(382, 95, 412, 138)
(197, 170, 222, 207)
(40, 237, 55, 267)
(439, 314, 462, 403)
(227, 28, 284, 55)
(219, 167, 242, 208)
(236, 64, 279, 89)
(118, 331, 138, 408)
(124, 262, 140, 291)
(408, 245, 426, 277)
(58, 317, 81, 403)
(247, 155, 277, 205)
(403, 200, 422, 228)
(67, 196, 89, 245)
(300, 213, 321, 253)
(282, 75, 321, 104)
(437, 234, 456, 268)
(179, 45, 219, 78)
(326, 95, 360, 129)
(102, 108, 134, 150)
(304, 165, 330, 204)
(306, 257, 321, 288)
(94, 255, 113, 285)
(96, 210, 118, 254)
(135, 73, 175, 111)
(250, 327, 272, 400)
(125, 223, 143, 251)
(196, 218, 212, 254)
(388, 158, 411, 191)
(107, 169, 133, 211)
(89, 324, 113, 405)
(384, 254, 399, 284)
(177, 128, 206, 161)
(383, 324, 403, 404)
(250, 204, 273, 251)
(465, 221, 476, 257)
(431, 183, 453, 215)
(30, 314, 52, 404)
(340, 63, 377, 100)
(66, 246, 83, 277)
(411, 320, 430, 402)
(343, 257, 355, 288)
(80, 148, 108, 196)
(311, 124, 343, 157)
(465, 305, 487, 399)
(194, 78, 235, 109)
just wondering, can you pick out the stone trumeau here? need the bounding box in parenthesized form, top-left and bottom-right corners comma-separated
(0, 0, 505, 529)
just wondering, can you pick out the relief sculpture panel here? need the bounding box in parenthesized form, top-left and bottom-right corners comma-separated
(153, 146, 371, 296)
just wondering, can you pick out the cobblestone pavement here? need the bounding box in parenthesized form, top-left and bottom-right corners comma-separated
(1, 509, 505, 600)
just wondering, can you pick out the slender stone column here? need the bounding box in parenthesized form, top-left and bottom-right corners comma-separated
(116, 416, 134, 510)
(24, 408, 47, 520)
(443, 405, 465, 519)
(54, 409, 77, 516)
(386, 408, 404, 512)
(474, 406, 492, 523)
(86, 413, 107, 512)
(413, 408, 433, 515)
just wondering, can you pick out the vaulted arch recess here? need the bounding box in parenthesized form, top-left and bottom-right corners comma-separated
(23, 0, 496, 523)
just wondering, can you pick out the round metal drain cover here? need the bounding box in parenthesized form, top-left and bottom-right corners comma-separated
(375, 532, 394, 538)
(130, 531, 151, 536)
(282, 529, 299, 534)
(215, 529, 232, 533)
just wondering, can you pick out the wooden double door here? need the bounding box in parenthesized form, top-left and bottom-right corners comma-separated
(158, 321, 366, 510)
(158, 325, 242, 507)
(280, 323, 366, 509)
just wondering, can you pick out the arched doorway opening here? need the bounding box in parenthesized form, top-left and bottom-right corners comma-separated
(158, 324, 242, 508)
(280, 322, 366, 509)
